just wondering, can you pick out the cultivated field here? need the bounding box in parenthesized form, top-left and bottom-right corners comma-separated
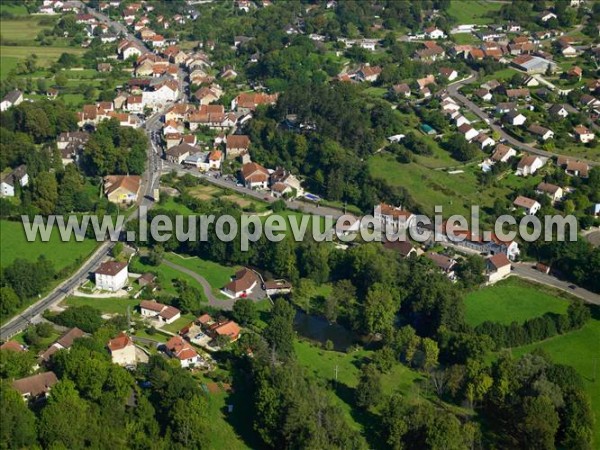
(465, 278, 571, 327)
(447, 0, 503, 25)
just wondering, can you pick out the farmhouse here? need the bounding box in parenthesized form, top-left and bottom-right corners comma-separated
(12, 372, 59, 401)
(107, 333, 137, 366)
(263, 280, 293, 296)
(0, 165, 29, 197)
(573, 125, 595, 143)
(222, 268, 259, 298)
(513, 196, 541, 215)
(516, 155, 544, 176)
(139, 300, 181, 324)
(536, 182, 563, 203)
(0, 90, 23, 111)
(487, 254, 511, 284)
(241, 162, 269, 189)
(226, 135, 251, 159)
(95, 261, 128, 292)
(164, 335, 201, 368)
(103, 175, 141, 205)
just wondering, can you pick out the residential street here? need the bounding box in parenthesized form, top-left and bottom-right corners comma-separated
(512, 262, 600, 305)
(447, 74, 599, 166)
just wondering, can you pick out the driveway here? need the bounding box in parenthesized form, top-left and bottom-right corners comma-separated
(511, 262, 600, 305)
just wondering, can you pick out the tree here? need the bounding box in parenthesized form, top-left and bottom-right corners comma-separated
(33, 171, 58, 215)
(0, 287, 20, 318)
(0, 349, 36, 378)
(51, 305, 103, 333)
(169, 396, 209, 448)
(355, 364, 383, 409)
(518, 395, 559, 450)
(0, 383, 37, 448)
(364, 283, 397, 337)
(455, 255, 486, 288)
(232, 297, 258, 325)
(264, 298, 296, 360)
(147, 245, 164, 266)
(111, 242, 124, 258)
(175, 280, 203, 314)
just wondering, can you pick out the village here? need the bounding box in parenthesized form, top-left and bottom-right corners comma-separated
(0, 1, 599, 449)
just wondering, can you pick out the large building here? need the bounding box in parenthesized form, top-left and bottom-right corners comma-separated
(103, 175, 141, 205)
(95, 261, 128, 292)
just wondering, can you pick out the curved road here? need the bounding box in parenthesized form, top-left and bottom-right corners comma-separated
(447, 74, 599, 167)
(161, 259, 236, 310)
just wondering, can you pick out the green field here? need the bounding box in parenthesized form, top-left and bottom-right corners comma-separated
(163, 253, 238, 293)
(513, 317, 600, 443)
(447, 0, 503, 25)
(0, 17, 53, 44)
(369, 153, 514, 217)
(161, 313, 196, 333)
(0, 45, 85, 66)
(295, 339, 425, 436)
(465, 278, 571, 327)
(63, 296, 141, 316)
(0, 220, 98, 272)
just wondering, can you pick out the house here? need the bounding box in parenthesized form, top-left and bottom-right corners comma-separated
(458, 123, 479, 141)
(0, 90, 23, 111)
(97, 62, 112, 72)
(231, 92, 278, 113)
(496, 102, 517, 114)
(166, 143, 197, 164)
(46, 88, 59, 100)
(505, 88, 530, 100)
(374, 203, 415, 230)
(165, 335, 200, 368)
(523, 76, 539, 87)
(504, 110, 527, 126)
(103, 175, 141, 205)
(137, 272, 156, 287)
(12, 372, 58, 401)
(107, 333, 137, 366)
(222, 268, 259, 299)
(355, 65, 382, 82)
(424, 253, 457, 280)
(567, 66, 582, 80)
(491, 144, 516, 163)
(382, 239, 419, 258)
(95, 261, 128, 292)
(539, 11, 557, 22)
(517, 155, 544, 176)
(574, 125, 595, 144)
(474, 88, 492, 102)
(580, 94, 600, 109)
(565, 160, 589, 178)
(513, 196, 541, 215)
(548, 104, 568, 118)
(416, 75, 436, 91)
(241, 162, 269, 189)
(416, 43, 445, 62)
(425, 27, 446, 39)
(536, 182, 563, 203)
(125, 95, 143, 113)
(39, 328, 85, 362)
(474, 133, 495, 149)
(528, 124, 554, 141)
(139, 300, 181, 324)
(454, 115, 470, 128)
(263, 279, 293, 296)
(435, 224, 520, 260)
(271, 182, 292, 197)
(439, 67, 458, 81)
(0, 165, 28, 197)
(119, 41, 143, 60)
(186, 315, 242, 346)
(487, 254, 511, 283)
(270, 167, 302, 195)
(194, 86, 221, 105)
(391, 83, 411, 98)
(226, 135, 251, 159)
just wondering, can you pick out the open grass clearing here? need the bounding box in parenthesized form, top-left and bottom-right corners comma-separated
(161, 313, 196, 333)
(163, 253, 238, 293)
(130, 256, 207, 299)
(0, 17, 54, 44)
(62, 296, 141, 316)
(0, 45, 85, 67)
(0, 219, 99, 272)
(465, 278, 571, 327)
(447, 0, 502, 25)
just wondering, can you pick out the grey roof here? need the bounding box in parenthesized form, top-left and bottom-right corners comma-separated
(2, 90, 22, 104)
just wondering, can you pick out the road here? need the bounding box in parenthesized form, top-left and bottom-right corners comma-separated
(446, 74, 599, 167)
(512, 262, 600, 305)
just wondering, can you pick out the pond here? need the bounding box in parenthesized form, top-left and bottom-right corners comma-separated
(293, 310, 356, 351)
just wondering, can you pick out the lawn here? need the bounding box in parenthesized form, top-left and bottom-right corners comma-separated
(447, 0, 502, 25)
(0, 219, 99, 272)
(62, 296, 141, 316)
(156, 195, 195, 215)
(512, 316, 600, 443)
(186, 184, 269, 212)
(464, 278, 571, 327)
(163, 253, 238, 292)
(161, 313, 196, 333)
(0, 56, 20, 79)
